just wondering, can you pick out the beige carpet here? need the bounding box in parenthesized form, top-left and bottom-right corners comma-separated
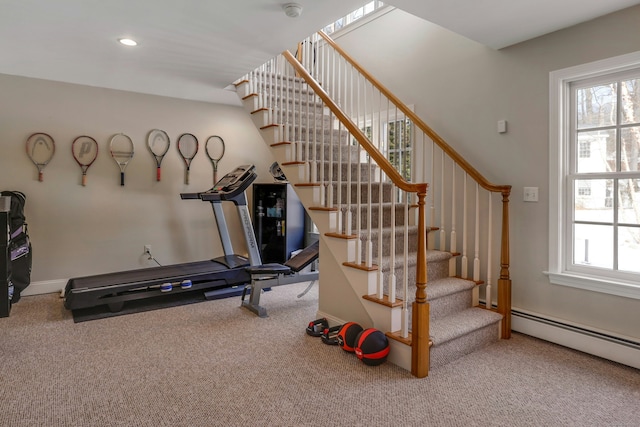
(1, 283, 639, 427)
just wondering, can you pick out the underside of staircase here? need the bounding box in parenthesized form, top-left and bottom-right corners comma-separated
(234, 32, 511, 376)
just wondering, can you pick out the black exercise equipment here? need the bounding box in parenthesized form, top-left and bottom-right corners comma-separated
(241, 239, 319, 317)
(64, 165, 259, 312)
(306, 317, 329, 337)
(321, 325, 342, 345)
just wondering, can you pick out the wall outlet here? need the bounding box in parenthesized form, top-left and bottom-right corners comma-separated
(144, 244, 152, 254)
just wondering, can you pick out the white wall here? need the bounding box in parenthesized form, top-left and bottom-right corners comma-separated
(332, 6, 640, 340)
(0, 74, 275, 291)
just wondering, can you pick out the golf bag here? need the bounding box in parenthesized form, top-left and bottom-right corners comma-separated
(1, 191, 32, 303)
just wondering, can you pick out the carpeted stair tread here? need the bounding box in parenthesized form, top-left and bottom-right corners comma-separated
(376, 249, 451, 267)
(429, 308, 502, 346)
(426, 277, 476, 300)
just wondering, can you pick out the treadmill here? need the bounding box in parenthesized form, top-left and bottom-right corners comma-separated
(64, 165, 260, 312)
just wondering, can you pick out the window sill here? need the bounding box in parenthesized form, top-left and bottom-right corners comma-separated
(544, 271, 640, 300)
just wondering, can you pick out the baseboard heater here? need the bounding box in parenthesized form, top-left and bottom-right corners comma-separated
(510, 307, 640, 370)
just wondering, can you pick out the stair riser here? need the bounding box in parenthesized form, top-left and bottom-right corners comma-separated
(240, 75, 310, 95)
(377, 256, 450, 292)
(285, 127, 350, 145)
(428, 291, 473, 320)
(243, 94, 325, 116)
(389, 281, 472, 322)
(429, 323, 499, 369)
(365, 228, 422, 258)
(329, 182, 397, 204)
(341, 204, 412, 229)
(315, 163, 378, 182)
(292, 143, 360, 163)
(282, 111, 333, 128)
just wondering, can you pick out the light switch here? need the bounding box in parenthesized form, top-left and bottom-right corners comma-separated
(497, 120, 507, 134)
(524, 187, 538, 202)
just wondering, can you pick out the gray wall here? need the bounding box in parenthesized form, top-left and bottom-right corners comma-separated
(332, 6, 640, 339)
(0, 74, 274, 286)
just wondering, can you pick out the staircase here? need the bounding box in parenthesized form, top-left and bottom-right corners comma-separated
(235, 32, 511, 377)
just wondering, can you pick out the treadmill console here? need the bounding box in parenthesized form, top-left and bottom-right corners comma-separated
(199, 165, 257, 203)
(180, 165, 255, 200)
(212, 164, 255, 193)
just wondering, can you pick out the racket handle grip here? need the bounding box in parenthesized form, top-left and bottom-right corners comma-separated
(185, 170, 190, 185)
(157, 167, 161, 182)
(38, 171, 43, 182)
(82, 174, 87, 186)
(120, 172, 125, 186)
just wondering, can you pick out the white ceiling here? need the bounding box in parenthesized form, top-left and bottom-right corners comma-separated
(1, 0, 638, 105)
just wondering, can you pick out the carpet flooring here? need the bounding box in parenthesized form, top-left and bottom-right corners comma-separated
(1, 283, 639, 427)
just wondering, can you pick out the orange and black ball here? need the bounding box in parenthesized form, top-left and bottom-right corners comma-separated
(354, 328, 390, 366)
(337, 322, 363, 352)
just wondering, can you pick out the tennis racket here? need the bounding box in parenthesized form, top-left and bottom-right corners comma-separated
(26, 132, 55, 182)
(147, 129, 170, 181)
(110, 133, 134, 186)
(205, 135, 225, 184)
(72, 135, 99, 186)
(177, 133, 199, 185)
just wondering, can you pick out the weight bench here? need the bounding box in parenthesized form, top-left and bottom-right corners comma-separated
(241, 240, 319, 317)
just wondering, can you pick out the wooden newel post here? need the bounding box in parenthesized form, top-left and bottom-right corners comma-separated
(412, 188, 430, 377)
(498, 188, 512, 339)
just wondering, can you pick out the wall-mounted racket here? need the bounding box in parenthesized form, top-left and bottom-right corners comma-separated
(147, 129, 170, 181)
(72, 135, 99, 186)
(205, 135, 225, 185)
(26, 132, 55, 182)
(109, 133, 134, 186)
(177, 133, 198, 185)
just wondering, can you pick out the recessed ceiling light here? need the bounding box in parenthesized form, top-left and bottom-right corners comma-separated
(118, 38, 138, 47)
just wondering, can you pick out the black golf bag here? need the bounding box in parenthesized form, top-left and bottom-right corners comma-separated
(1, 191, 32, 304)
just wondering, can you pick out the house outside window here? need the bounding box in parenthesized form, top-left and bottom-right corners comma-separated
(548, 51, 640, 299)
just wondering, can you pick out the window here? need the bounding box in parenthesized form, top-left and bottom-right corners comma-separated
(359, 110, 413, 202)
(322, 1, 387, 36)
(548, 51, 640, 299)
(386, 118, 412, 181)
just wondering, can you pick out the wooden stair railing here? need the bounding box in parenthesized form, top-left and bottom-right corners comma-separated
(237, 31, 512, 377)
(312, 31, 512, 339)
(282, 50, 431, 378)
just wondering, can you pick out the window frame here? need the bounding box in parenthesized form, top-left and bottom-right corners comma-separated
(547, 50, 640, 300)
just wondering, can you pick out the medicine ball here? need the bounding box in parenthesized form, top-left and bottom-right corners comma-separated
(337, 322, 363, 352)
(354, 328, 390, 366)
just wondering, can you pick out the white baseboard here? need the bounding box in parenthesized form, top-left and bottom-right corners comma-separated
(512, 308, 640, 370)
(21, 279, 66, 297)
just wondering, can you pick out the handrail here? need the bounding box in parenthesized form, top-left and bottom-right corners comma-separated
(282, 50, 428, 196)
(317, 31, 511, 196)
(282, 48, 431, 377)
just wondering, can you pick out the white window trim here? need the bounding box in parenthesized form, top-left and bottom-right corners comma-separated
(546, 50, 640, 300)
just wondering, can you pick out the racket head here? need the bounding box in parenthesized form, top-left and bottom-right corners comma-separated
(110, 133, 134, 186)
(26, 132, 55, 181)
(110, 133, 135, 167)
(177, 133, 199, 163)
(205, 135, 225, 163)
(72, 135, 99, 186)
(72, 135, 99, 168)
(147, 129, 170, 159)
(147, 129, 170, 181)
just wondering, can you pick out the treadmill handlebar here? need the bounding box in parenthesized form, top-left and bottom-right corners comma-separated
(180, 164, 256, 201)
